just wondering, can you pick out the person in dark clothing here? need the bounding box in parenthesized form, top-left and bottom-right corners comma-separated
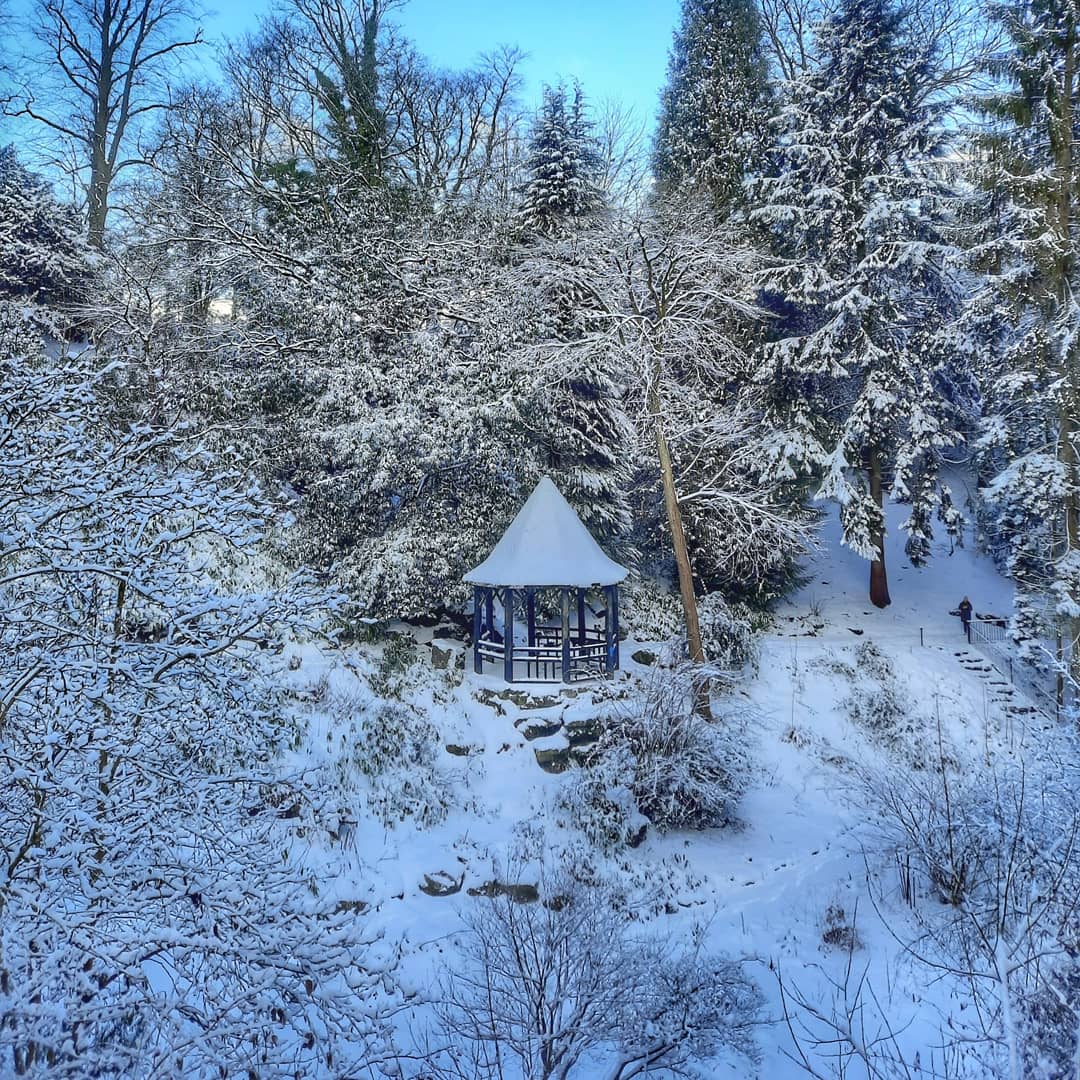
(958, 596, 973, 639)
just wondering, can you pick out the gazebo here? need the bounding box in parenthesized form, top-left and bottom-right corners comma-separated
(464, 477, 628, 684)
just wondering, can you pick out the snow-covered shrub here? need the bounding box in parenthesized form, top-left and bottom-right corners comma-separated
(621, 580, 761, 673)
(699, 593, 759, 672)
(843, 641, 906, 733)
(0, 319, 401, 1077)
(595, 665, 753, 831)
(370, 630, 421, 698)
(823, 641, 928, 758)
(859, 746, 1080, 1076)
(333, 692, 452, 828)
(426, 868, 761, 1078)
(554, 752, 649, 853)
(619, 575, 686, 643)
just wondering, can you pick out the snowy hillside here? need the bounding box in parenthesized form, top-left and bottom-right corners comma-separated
(274, 491, 1068, 1077)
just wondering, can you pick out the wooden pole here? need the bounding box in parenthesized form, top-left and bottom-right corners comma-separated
(604, 585, 616, 676)
(611, 585, 620, 671)
(561, 588, 572, 684)
(504, 587, 515, 683)
(472, 587, 483, 674)
(577, 588, 587, 645)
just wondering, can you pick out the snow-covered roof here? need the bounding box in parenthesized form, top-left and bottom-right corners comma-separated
(464, 477, 629, 589)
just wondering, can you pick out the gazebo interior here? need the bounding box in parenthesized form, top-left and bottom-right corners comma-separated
(471, 584, 620, 683)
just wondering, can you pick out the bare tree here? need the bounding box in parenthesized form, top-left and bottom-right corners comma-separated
(13, 0, 204, 248)
(384, 44, 526, 204)
(569, 208, 775, 682)
(425, 870, 760, 1079)
(593, 97, 649, 209)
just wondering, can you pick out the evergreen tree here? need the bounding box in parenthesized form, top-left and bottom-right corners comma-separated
(518, 84, 605, 238)
(970, 0, 1080, 691)
(517, 85, 634, 551)
(0, 146, 89, 304)
(653, 0, 774, 210)
(753, 0, 958, 608)
(518, 235, 635, 552)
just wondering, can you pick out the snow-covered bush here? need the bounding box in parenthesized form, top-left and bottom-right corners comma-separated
(621, 579, 760, 673)
(620, 575, 686, 643)
(594, 665, 753, 832)
(842, 641, 906, 733)
(0, 312, 402, 1077)
(425, 869, 761, 1078)
(555, 752, 650, 853)
(859, 746, 1080, 1077)
(699, 592, 760, 672)
(823, 641, 927, 758)
(332, 691, 452, 828)
(370, 630, 422, 697)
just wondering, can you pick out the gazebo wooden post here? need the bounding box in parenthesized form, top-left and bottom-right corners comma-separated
(560, 587, 572, 684)
(603, 585, 616, 676)
(485, 589, 494, 641)
(612, 585, 620, 669)
(576, 588, 587, 645)
(472, 586, 483, 674)
(526, 589, 537, 680)
(503, 588, 515, 683)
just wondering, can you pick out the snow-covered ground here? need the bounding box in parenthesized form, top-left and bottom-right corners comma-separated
(284, 491, 1057, 1076)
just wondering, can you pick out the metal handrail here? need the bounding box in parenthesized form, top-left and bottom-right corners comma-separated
(967, 619, 1059, 721)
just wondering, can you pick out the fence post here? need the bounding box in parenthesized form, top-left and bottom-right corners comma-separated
(920, 627, 924, 647)
(1009, 658, 1013, 684)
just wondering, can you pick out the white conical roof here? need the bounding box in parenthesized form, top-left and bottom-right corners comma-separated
(464, 477, 629, 588)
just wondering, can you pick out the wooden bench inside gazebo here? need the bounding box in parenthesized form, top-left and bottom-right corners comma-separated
(464, 477, 628, 684)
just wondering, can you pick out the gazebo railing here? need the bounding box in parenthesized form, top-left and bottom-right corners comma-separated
(476, 635, 611, 683)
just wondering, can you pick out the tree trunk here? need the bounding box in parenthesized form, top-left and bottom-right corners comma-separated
(650, 379, 711, 719)
(1055, 31, 1080, 696)
(87, 17, 114, 250)
(868, 448, 891, 609)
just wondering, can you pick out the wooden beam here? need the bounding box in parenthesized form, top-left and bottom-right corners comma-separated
(604, 585, 615, 677)
(473, 587, 483, 674)
(504, 587, 515, 683)
(577, 588, 587, 645)
(611, 585, 620, 671)
(561, 588, 571, 684)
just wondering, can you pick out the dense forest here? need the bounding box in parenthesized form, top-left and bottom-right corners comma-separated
(4, 0, 1080, 1076)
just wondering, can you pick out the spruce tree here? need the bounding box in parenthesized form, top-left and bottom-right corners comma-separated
(754, 0, 958, 608)
(969, 0, 1080, 690)
(517, 85, 633, 551)
(653, 0, 773, 210)
(518, 84, 605, 238)
(0, 146, 88, 304)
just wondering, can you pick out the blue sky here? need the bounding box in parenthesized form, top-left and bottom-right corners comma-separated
(4, 0, 681, 155)
(205, 0, 681, 124)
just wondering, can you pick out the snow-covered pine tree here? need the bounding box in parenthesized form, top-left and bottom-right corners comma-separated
(754, 0, 959, 608)
(0, 145, 89, 304)
(653, 0, 774, 210)
(968, 1, 1080, 689)
(517, 84, 634, 552)
(518, 235, 636, 550)
(518, 83, 605, 238)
